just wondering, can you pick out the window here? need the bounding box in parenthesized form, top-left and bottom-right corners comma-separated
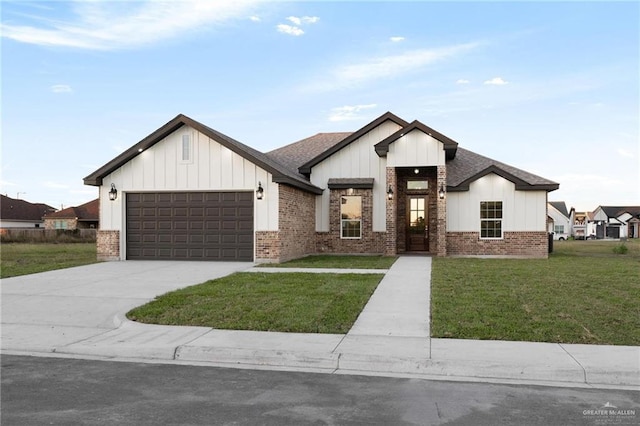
(407, 180, 428, 190)
(480, 201, 502, 238)
(181, 134, 192, 163)
(341, 196, 362, 239)
(54, 220, 67, 230)
(554, 225, 564, 234)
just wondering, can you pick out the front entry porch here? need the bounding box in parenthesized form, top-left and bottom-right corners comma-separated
(385, 166, 447, 256)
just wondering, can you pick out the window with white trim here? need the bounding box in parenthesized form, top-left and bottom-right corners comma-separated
(341, 196, 362, 239)
(554, 225, 564, 234)
(480, 201, 502, 238)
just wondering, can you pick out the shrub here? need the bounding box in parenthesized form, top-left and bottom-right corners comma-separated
(612, 244, 628, 255)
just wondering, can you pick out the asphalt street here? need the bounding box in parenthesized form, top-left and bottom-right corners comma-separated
(2, 355, 638, 426)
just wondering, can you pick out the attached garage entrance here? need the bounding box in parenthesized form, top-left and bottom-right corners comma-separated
(126, 192, 253, 261)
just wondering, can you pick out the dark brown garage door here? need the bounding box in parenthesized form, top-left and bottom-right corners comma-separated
(126, 192, 253, 261)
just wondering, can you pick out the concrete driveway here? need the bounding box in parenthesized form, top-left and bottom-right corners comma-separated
(1, 261, 252, 353)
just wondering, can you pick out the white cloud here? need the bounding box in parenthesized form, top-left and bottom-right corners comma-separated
(617, 148, 635, 158)
(51, 84, 72, 93)
(0, 179, 18, 189)
(456, 79, 470, 84)
(0, 0, 262, 50)
(249, 15, 261, 22)
(306, 42, 480, 92)
(329, 104, 378, 122)
(277, 24, 304, 36)
(279, 15, 318, 35)
(484, 77, 509, 85)
(390, 36, 405, 42)
(43, 181, 69, 189)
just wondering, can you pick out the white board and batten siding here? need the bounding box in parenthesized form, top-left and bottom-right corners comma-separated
(447, 173, 547, 233)
(310, 120, 403, 232)
(99, 125, 278, 232)
(386, 130, 446, 167)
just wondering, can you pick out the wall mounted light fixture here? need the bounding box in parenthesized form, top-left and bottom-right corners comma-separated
(256, 182, 264, 200)
(438, 184, 446, 200)
(387, 186, 394, 200)
(108, 183, 118, 201)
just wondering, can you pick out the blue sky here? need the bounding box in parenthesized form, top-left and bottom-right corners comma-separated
(2, 0, 638, 212)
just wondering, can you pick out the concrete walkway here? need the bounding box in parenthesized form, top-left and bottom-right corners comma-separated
(1, 258, 638, 389)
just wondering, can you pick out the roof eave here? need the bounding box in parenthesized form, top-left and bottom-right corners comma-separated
(272, 175, 324, 195)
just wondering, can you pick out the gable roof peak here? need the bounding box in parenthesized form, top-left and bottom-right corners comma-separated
(374, 119, 459, 160)
(298, 111, 409, 175)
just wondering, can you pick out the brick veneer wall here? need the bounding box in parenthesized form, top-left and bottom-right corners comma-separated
(446, 231, 548, 258)
(255, 231, 279, 262)
(278, 185, 316, 262)
(255, 185, 316, 263)
(316, 188, 385, 254)
(97, 230, 120, 261)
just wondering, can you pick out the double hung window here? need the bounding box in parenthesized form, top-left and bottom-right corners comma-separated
(480, 201, 502, 238)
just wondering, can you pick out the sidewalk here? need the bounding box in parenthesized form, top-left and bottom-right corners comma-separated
(2, 258, 638, 389)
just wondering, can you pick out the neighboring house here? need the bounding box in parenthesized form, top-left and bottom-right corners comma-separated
(547, 201, 571, 240)
(43, 199, 99, 230)
(84, 112, 559, 262)
(571, 210, 591, 239)
(0, 194, 56, 229)
(591, 206, 640, 239)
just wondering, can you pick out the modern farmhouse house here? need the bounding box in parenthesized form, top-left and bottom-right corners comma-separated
(84, 112, 558, 262)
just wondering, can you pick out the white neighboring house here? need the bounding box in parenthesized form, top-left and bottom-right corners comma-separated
(591, 206, 640, 239)
(547, 201, 571, 240)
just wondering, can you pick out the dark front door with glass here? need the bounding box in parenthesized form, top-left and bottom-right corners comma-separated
(406, 195, 428, 251)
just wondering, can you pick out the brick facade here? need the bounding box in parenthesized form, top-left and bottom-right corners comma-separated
(97, 230, 120, 261)
(316, 187, 385, 254)
(385, 168, 397, 256)
(278, 185, 317, 262)
(446, 231, 549, 258)
(255, 231, 280, 262)
(255, 185, 317, 263)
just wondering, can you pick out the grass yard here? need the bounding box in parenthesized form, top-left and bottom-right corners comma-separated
(1, 243, 98, 278)
(259, 254, 398, 269)
(431, 239, 640, 345)
(127, 272, 383, 334)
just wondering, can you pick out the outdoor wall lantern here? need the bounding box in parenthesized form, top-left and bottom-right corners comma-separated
(256, 182, 264, 200)
(438, 184, 446, 200)
(108, 183, 118, 201)
(387, 186, 394, 200)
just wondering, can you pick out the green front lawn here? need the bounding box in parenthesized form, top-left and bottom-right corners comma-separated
(1, 243, 98, 278)
(259, 254, 398, 269)
(431, 239, 640, 345)
(127, 272, 383, 334)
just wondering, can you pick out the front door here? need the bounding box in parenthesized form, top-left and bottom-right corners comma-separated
(406, 195, 428, 251)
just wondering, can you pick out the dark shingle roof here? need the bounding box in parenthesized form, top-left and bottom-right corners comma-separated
(267, 132, 352, 174)
(84, 112, 558, 196)
(1, 195, 56, 221)
(446, 148, 559, 191)
(549, 201, 569, 218)
(44, 199, 99, 221)
(599, 206, 640, 219)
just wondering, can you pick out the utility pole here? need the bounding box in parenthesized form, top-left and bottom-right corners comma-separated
(16, 192, 26, 199)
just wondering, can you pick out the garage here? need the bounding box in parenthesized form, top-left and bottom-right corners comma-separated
(126, 192, 253, 261)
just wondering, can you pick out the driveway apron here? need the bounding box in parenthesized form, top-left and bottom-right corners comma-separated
(1, 261, 251, 353)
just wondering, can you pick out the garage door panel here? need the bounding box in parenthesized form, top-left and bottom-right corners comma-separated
(127, 192, 253, 261)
